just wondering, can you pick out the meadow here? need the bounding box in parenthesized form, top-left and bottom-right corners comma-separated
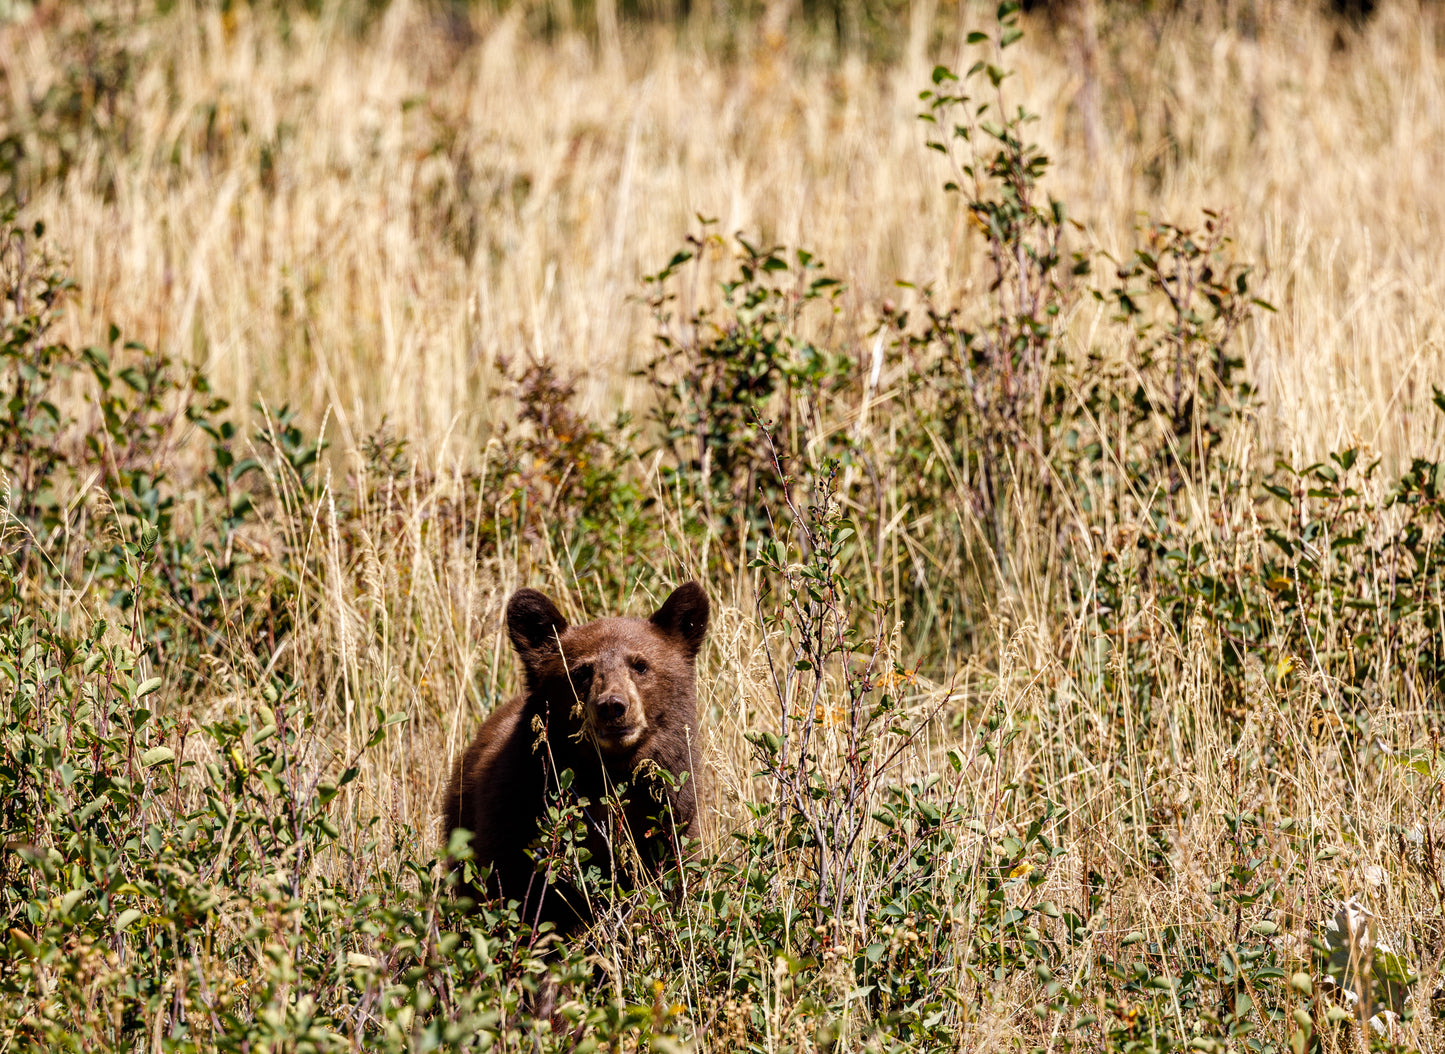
(4, 0, 1445, 1050)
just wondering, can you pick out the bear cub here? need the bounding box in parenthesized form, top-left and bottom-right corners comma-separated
(443, 582, 709, 931)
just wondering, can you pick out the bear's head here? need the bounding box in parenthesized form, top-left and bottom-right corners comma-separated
(505, 582, 709, 758)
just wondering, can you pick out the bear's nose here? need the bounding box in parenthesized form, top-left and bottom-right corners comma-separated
(596, 695, 628, 725)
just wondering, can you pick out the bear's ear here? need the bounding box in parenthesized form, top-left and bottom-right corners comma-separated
(507, 589, 568, 679)
(649, 581, 710, 660)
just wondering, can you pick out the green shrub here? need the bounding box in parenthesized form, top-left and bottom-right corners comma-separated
(641, 230, 852, 563)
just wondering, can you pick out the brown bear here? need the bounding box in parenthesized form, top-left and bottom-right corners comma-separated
(442, 581, 709, 932)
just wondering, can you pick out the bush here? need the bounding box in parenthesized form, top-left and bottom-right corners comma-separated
(641, 230, 852, 562)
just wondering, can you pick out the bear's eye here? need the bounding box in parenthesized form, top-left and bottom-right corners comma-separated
(629, 657, 650, 675)
(568, 664, 593, 689)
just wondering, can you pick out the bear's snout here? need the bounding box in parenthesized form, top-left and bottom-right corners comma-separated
(584, 661, 648, 754)
(595, 694, 628, 724)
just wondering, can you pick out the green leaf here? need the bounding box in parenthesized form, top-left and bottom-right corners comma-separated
(135, 676, 162, 698)
(141, 746, 175, 768)
(230, 458, 264, 481)
(9, 930, 41, 959)
(115, 908, 143, 932)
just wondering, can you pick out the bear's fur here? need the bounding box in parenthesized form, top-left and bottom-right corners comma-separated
(442, 582, 709, 931)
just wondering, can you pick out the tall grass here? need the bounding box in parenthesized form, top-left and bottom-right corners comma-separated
(6, 0, 1443, 464)
(4, 1, 1445, 1051)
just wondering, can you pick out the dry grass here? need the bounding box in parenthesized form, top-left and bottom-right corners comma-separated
(8, 0, 1444, 465)
(6, 0, 1445, 1049)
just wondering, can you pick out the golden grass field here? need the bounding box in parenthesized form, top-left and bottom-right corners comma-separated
(6, 1, 1445, 1050)
(11, 0, 1444, 465)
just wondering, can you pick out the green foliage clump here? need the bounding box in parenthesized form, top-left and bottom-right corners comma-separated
(641, 230, 852, 560)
